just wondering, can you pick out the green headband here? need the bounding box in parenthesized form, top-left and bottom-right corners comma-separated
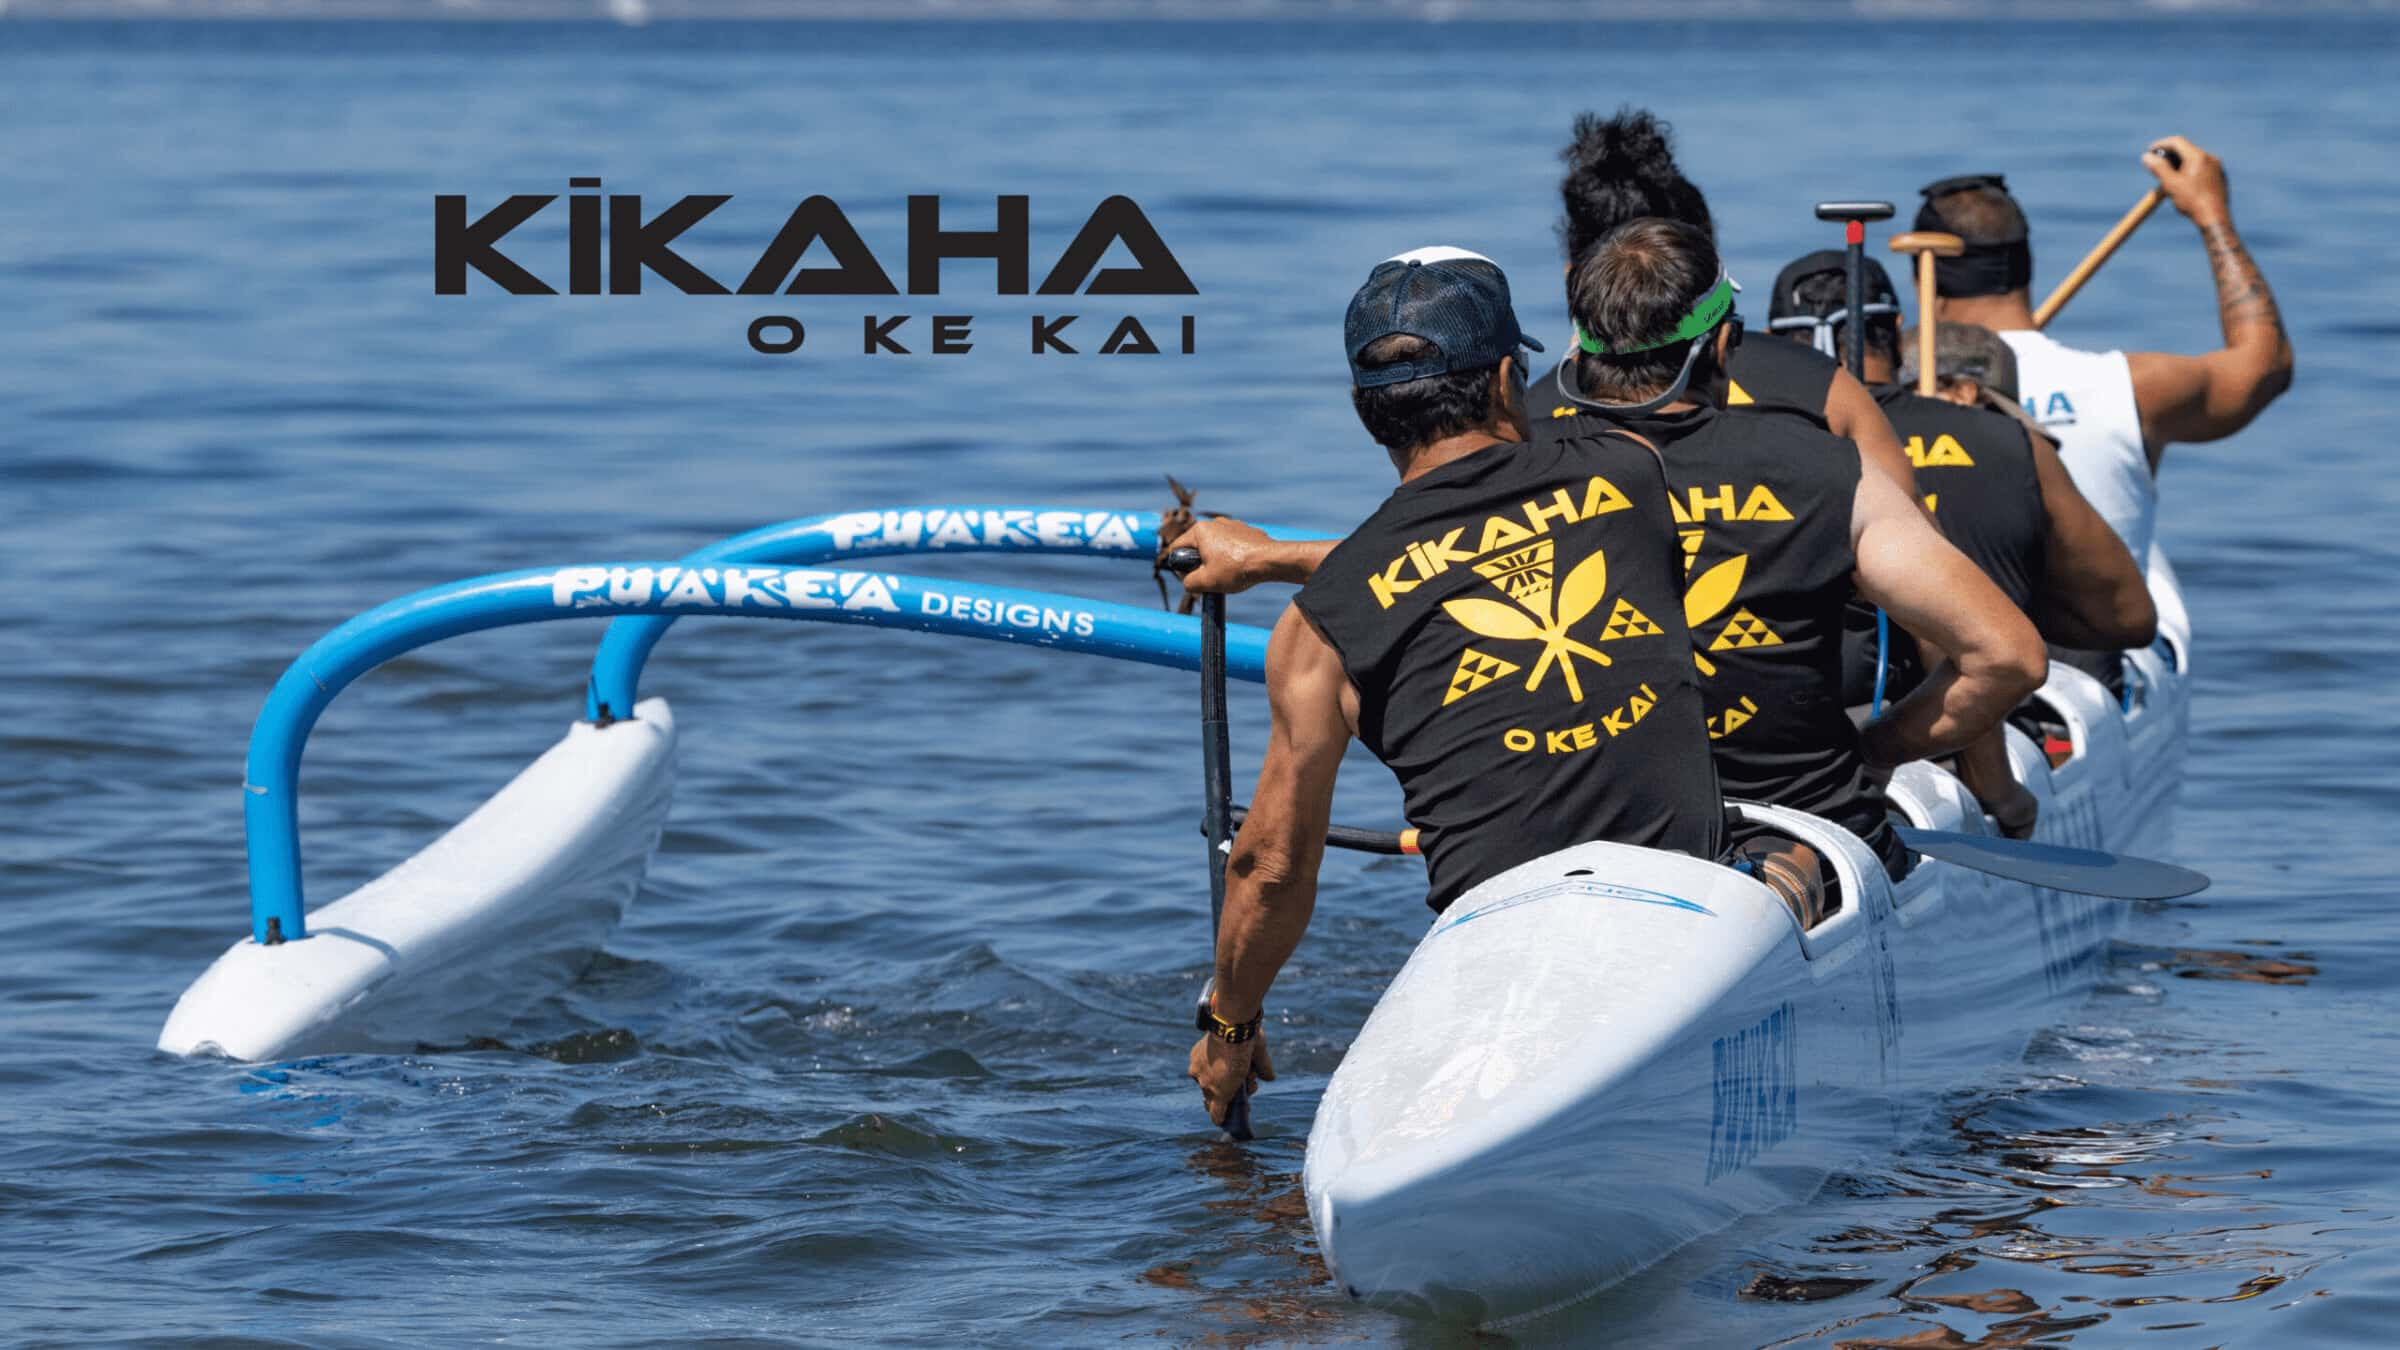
(1573, 271, 1737, 356)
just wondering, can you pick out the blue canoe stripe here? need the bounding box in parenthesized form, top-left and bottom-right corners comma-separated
(1436, 879, 1714, 935)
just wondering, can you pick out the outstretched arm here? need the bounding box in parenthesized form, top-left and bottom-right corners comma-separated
(1176, 518, 1337, 594)
(1849, 461, 2048, 768)
(2027, 428, 2158, 650)
(2126, 136, 2295, 457)
(1187, 604, 1353, 1126)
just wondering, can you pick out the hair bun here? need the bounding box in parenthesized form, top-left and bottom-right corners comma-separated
(1562, 107, 1680, 182)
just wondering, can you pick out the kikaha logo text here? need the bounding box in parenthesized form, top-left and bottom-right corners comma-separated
(435, 183, 1198, 357)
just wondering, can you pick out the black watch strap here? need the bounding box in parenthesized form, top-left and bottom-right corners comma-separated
(1195, 1000, 1262, 1044)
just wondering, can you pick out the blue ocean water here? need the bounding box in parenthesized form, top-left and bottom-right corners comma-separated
(3, 15, 2397, 1346)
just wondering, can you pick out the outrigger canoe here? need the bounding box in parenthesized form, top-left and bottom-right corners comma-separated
(158, 503, 2192, 1328)
(1301, 546, 2191, 1323)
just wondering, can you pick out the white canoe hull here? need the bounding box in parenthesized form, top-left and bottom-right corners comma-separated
(159, 699, 677, 1061)
(1306, 569, 2191, 1324)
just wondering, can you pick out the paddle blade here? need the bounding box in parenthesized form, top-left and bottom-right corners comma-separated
(1896, 825, 2210, 900)
(1222, 1086, 1254, 1143)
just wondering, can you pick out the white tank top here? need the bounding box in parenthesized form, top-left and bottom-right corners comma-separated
(2000, 329, 2153, 565)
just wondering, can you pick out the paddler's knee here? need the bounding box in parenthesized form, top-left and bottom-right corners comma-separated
(1730, 837, 1828, 929)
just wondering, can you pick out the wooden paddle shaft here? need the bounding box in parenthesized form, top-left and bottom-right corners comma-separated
(2034, 187, 2165, 329)
(1889, 231, 1964, 396)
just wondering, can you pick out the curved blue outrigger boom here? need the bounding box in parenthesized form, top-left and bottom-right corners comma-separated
(242, 505, 1334, 947)
(582, 506, 1329, 722)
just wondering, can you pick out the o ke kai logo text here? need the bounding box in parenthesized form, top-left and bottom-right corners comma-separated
(435, 182, 1198, 357)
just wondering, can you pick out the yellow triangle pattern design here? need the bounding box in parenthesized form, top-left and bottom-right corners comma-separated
(1472, 539, 1555, 613)
(1444, 647, 1523, 705)
(1598, 596, 1664, 642)
(1708, 608, 1784, 651)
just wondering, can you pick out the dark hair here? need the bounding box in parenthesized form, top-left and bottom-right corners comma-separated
(1567, 217, 1723, 402)
(1789, 269, 1901, 367)
(1350, 335, 1508, 452)
(1557, 108, 1715, 262)
(1922, 182, 2028, 248)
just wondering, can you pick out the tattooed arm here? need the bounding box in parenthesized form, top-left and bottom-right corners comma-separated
(2126, 136, 2296, 459)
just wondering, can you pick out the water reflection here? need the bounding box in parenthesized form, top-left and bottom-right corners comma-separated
(1150, 1135, 1347, 1347)
(1738, 1101, 2318, 1348)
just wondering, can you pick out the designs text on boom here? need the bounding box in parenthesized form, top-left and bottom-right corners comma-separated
(435, 186, 1196, 297)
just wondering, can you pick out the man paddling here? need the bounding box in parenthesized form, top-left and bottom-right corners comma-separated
(1765, 253, 2156, 834)
(1183, 248, 1725, 1128)
(1534, 108, 1920, 495)
(1917, 140, 2294, 575)
(1525, 219, 2045, 893)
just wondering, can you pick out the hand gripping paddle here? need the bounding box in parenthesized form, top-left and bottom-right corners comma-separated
(1165, 546, 1253, 1141)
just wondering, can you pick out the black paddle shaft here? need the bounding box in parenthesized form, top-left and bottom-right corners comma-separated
(1200, 591, 1231, 931)
(1165, 546, 1252, 1141)
(1815, 201, 1895, 381)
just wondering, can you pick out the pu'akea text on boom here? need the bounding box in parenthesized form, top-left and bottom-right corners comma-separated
(434, 182, 1199, 356)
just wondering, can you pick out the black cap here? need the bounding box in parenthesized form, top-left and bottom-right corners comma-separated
(1345, 247, 1542, 389)
(1915, 173, 2023, 240)
(1768, 249, 1900, 322)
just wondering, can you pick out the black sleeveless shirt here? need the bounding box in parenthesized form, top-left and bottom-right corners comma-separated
(1533, 334, 1837, 426)
(1841, 386, 2048, 705)
(1293, 432, 1724, 912)
(1529, 387, 1905, 876)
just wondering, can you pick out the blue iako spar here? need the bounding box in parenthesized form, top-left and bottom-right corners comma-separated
(239, 507, 1340, 948)
(582, 505, 1331, 722)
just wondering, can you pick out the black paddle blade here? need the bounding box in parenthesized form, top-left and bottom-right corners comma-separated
(1896, 825, 2210, 900)
(1222, 1086, 1254, 1143)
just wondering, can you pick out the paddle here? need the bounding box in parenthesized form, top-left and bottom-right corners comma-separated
(1164, 546, 1252, 1141)
(1888, 231, 1965, 396)
(2033, 144, 2184, 329)
(1816, 200, 1899, 712)
(1224, 804, 1418, 856)
(1894, 825, 2210, 900)
(1222, 804, 2207, 902)
(1814, 199, 1896, 384)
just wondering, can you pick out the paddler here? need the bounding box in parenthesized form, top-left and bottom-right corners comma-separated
(1765, 253, 2157, 835)
(1915, 142, 2293, 682)
(1527, 219, 2047, 898)
(1534, 108, 1921, 496)
(1182, 247, 1726, 1130)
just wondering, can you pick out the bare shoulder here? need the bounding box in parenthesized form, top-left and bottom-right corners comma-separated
(1266, 604, 1359, 736)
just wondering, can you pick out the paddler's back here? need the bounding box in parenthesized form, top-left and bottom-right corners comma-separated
(1295, 429, 1722, 912)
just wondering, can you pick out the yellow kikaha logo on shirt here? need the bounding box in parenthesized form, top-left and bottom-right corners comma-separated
(1671, 484, 1792, 524)
(1682, 554, 1746, 677)
(1442, 545, 1616, 702)
(1708, 608, 1783, 651)
(1598, 596, 1663, 641)
(1368, 476, 1635, 609)
(1903, 434, 1973, 468)
(1362, 473, 1673, 754)
(1443, 648, 1522, 705)
(1471, 539, 1555, 610)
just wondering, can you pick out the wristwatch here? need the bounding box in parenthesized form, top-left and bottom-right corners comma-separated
(1195, 997, 1263, 1044)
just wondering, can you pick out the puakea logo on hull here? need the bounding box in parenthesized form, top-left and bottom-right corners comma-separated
(436, 182, 1199, 358)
